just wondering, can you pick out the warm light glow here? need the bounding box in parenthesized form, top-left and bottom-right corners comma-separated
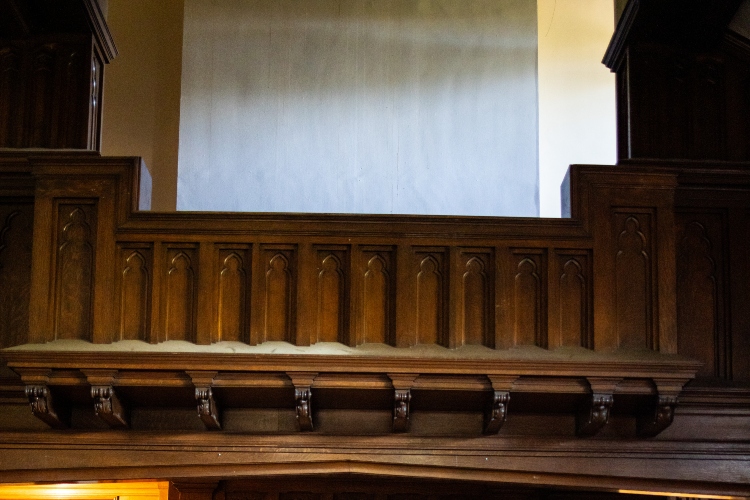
(619, 489, 743, 499)
(0, 481, 168, 500)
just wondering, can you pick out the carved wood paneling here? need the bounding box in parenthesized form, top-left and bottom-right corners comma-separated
(263, 246, 296, 343)
(359, 249, 395, 346)
(0, 205, 33, 347)
(55, 203, 97, 341)
(458, 250, 492, 347)
(164, 247, 197, 342)
(29, 43, 56, 147)
(217, 248, 250, 343)
(511, 250, 547, 348)
(315, 248, 349, 344)
(0, 47, 24, 147)
(552, 251, 592, 349)
(118, 246, 151, 342)
(414, 249, 447, 347)
(731, 208, 750, 382)
(614, 213, 653, 350)
(1, 35, 97, 149)
(676, 214, 727, 379)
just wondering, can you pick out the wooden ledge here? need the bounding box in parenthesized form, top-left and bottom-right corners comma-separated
(2, 346, 702, 379)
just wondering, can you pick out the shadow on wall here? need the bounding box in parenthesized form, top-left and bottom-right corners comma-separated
(177, 0, 540, 216)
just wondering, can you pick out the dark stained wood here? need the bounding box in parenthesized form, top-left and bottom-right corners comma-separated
(0, 0, 116, 150)
(604, 0, 750, 162)
(0, 203, 33, 348)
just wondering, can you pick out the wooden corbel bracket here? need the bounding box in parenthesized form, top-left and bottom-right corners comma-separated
(484, 375, 518, 434)
(388, 373, 418, 433)
(576, 377, 621, 437)
(187, 371, 221, 430)
(83, 369, 129, 429)
(20, 369, 69, 430)
(288, 372, 317, 432)
(637, 378, 688, 437)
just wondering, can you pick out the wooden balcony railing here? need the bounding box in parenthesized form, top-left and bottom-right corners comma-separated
(1, 152, 749, 438)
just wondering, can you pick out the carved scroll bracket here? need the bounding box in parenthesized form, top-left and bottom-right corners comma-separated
(576, 377, 622, 437)
(187, 371, 221, 430)
(288, 372, 317, 432)
(388, 373, 419, 433)
(19, 369, 69, 429)
(637, 378, 688, 437)
(484, 375, 518, 434)
(83, 369, 129, 429)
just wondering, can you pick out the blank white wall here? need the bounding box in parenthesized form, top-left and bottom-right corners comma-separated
(177, 0, 539, 216)
(537, 0, 616, 218)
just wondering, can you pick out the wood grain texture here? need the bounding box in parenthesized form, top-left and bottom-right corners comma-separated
(551, 251, 592, 349)
(315, 248, 349, 345)
(614, 213, 652, 350)
(414, 250, 447, 347)
(164, 247, 197, 342)
(0, 205, 33, 347)
(458, 250, 493, 348)
(55, 204, 96, 341)
(511, 251, 547, 348)
(118, 247, 151, 341)
(263, 247, 296, 343)
(360, 251, 393, 346)
(217, 249, 249, 343)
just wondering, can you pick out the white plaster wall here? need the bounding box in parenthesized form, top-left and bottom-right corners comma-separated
(177, 0, 539, 216)
(537, 0, 616, 218)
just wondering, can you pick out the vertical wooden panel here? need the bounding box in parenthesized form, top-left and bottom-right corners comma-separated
(458, 250, 492, 348)
(217, 247, 250, 343)
(164, 247, 197, 342)
(730, 208, 750, 381)
(149, 242, 165, 343)
(359, 247, 395, 346)
(55, 203, 96, 341)
(0, 206, 33, 347)
(195, 242, 214, 345)
(495, 246, 510, 349)
(249, 244, 264, 345)
(317, 255, 343, 343)
(315, 247, 349, 344)
(676, 213, 728, 379)
(395, 245, 415, 347)
(414, 249, 447, 347)
(296, 243, 315, 346)
(28, 44, 56, 147)
(511, 250, 547, 348)
(614, 213, 653, 349)
(262, 246, 296, 343)
(118, 246, 151, 342)
(552, 251, 591, 349)
(0, 47, 24, 147)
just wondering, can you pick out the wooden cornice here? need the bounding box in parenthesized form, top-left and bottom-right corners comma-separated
(603, 0, 746, 71)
